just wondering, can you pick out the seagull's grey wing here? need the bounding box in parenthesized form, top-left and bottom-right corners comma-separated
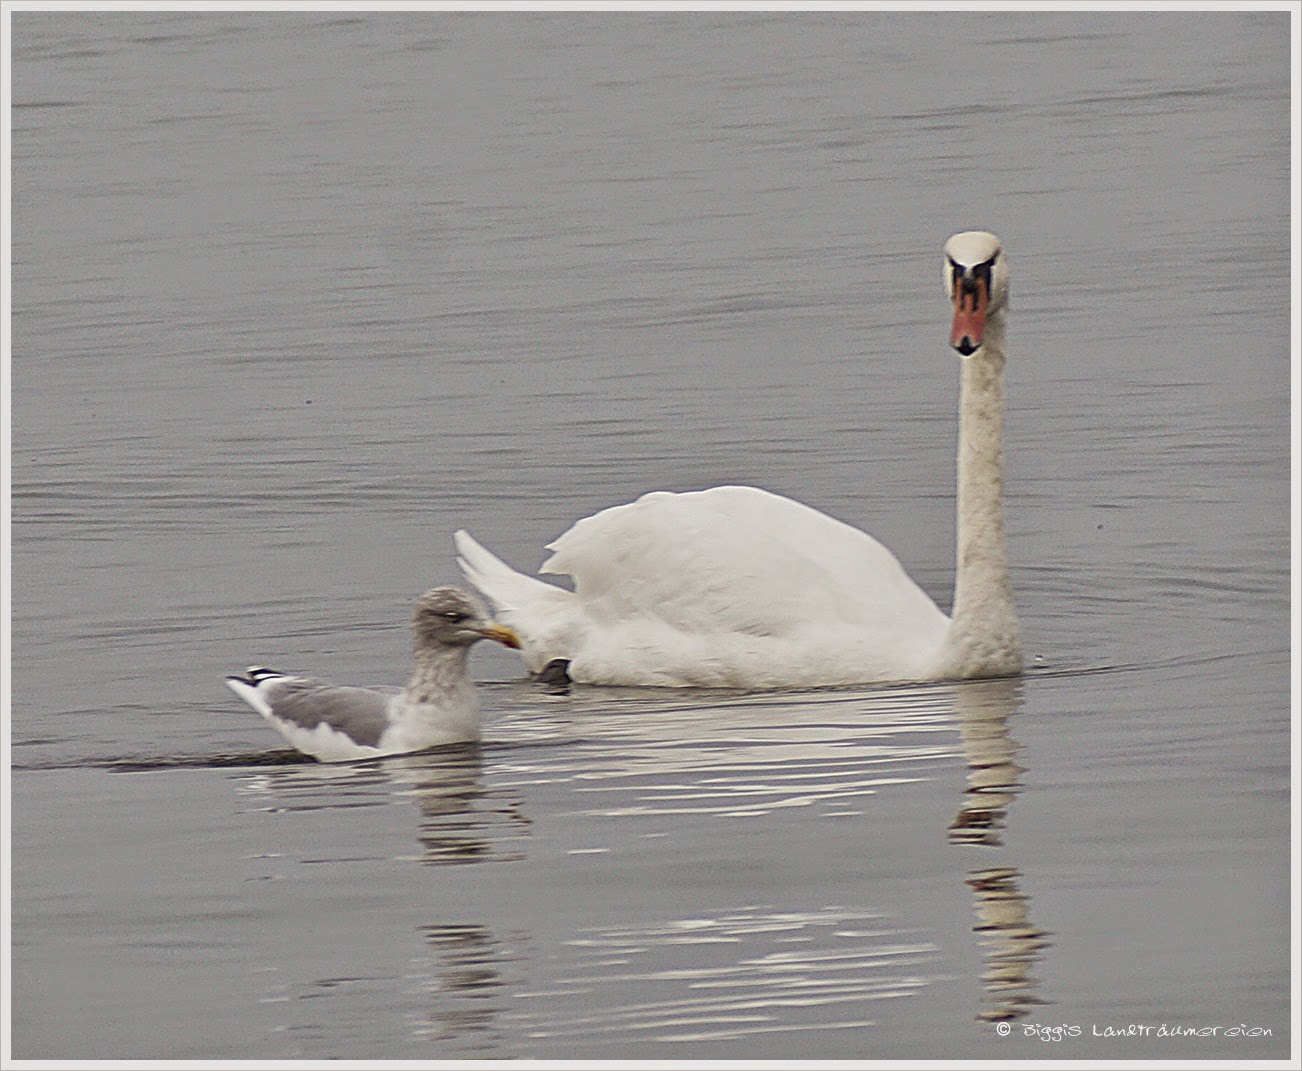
(255, 677, 399, 749)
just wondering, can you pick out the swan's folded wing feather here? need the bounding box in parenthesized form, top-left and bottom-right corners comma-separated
(541, 486, 945, 638)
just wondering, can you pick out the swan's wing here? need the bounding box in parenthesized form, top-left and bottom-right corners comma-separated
(542, 486, 943, 636)
(458, 486, 948, 686)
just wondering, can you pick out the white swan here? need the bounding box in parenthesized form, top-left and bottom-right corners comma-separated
(455, 231, 1022, 689)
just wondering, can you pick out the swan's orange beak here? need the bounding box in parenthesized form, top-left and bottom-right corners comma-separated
(950, 274, 989, 357)
(479, 624, 522, 649)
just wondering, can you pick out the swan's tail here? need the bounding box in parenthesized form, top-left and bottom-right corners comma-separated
(454, 530, 578, 673)
(454, 530, 555, 608)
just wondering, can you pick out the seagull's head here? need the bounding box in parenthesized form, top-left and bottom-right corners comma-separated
(413, 587, 521, 650)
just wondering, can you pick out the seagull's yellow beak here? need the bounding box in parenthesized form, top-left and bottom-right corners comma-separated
(479, 624, 522, 650)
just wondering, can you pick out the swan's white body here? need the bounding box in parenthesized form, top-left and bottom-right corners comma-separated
(456, 231, 1022, 689)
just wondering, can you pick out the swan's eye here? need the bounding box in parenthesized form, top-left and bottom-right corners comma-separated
(953, 256, 997, 292)
(950, 252, 1000, 283)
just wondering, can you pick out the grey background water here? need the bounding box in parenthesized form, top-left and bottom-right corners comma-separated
(8, 9, 1293, 1062)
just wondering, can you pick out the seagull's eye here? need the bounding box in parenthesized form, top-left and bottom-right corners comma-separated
(440, 611, 468, 623)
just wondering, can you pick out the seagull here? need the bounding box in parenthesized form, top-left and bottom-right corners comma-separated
(225, 587, 521, 762)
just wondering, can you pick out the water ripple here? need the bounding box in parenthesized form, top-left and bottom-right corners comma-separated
(512, 905, 935, 1045)
(492, 684, 961, 821)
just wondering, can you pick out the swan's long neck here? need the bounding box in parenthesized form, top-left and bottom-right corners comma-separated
(941, 309, 1023, 678)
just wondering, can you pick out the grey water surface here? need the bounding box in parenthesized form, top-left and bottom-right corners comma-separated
(9, 9, 1292, 1062)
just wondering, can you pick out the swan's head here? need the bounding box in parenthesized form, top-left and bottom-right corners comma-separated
(944, 230, 1008, 358)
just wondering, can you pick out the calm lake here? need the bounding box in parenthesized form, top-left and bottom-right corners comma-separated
(8, 8, 1294, 1063)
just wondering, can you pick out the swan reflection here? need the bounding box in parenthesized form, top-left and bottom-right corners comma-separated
(234, 679, 1048, 1043)
(402, 686, 963, 1047)
(948, 679, 1027, 848)
(512, 906, 934, 1045)
(948, 679, 1051, 1021)
(494, 682, 961, 821)
(967, 867, 1050, 1022)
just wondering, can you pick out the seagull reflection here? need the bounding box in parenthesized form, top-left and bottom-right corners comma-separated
(417, 922, 525, 1045)
(386, 751, 531, 865)
(236, 745, 530, 866)
(947, 679, 1051, 1022)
